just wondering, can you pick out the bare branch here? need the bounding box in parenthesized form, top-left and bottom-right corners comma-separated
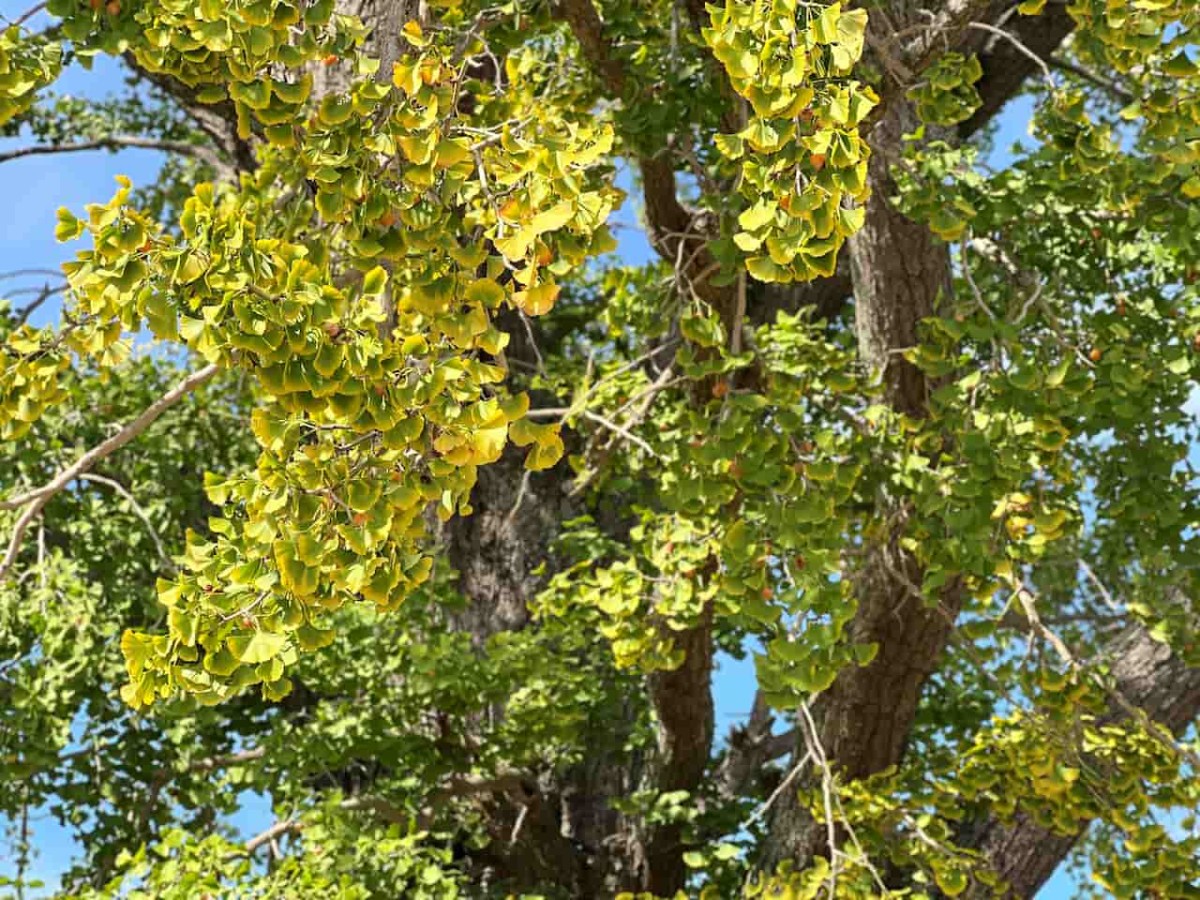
(959, 1, 1076, 138)
(242, 770, 531, 855)
(0, 269, 64, 282)
(0, 363, 219, 581)
(1048, 56, 1135, 104)
(7, 2, 46, 28)
(201, 746, 267, 774)
(11, 282, 67, 326)
(966, 20, 1056, 91)
(244, 818, 298, 855)
(579, 409, 662, 461)
(0, 136, 218, 167)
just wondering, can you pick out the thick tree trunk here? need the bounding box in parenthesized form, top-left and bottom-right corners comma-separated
(441, 446, 575, 639)
(762, 95, 962, 870)
(639, 612, 716, 894)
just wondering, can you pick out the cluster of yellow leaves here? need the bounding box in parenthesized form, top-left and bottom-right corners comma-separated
(0, 26, 62, 125)
(4, 14, 620, 707)
(704, 0, 875, 282)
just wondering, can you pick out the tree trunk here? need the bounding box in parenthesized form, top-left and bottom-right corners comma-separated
(761, 94, 963, 870)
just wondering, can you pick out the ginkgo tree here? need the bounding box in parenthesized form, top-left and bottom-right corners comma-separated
(1, 0, 1198, 896)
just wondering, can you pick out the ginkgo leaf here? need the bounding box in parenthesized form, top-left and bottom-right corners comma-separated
(513, 282, 560, 316)
(227, 631, 287, 665)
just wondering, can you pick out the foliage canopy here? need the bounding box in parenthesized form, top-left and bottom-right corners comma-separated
(1, 0, 1199, 897)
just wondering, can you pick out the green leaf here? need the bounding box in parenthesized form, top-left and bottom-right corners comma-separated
(362, 265, 388, 295)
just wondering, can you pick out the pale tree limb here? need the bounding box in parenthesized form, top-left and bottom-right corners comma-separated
(966, 20, 1056, 91)
(242, 769, 533, 855)
(0, 362, 219, 581)
(959, 0, 1077, 138)
(0, 136, 220, 168)
(244, 818, 300, 855)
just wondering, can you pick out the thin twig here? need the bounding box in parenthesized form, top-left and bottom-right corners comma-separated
(11, 283, 67, 326)
(1048, 57, 1134, 104)
(78, 473, 177, 573)
(504, 470, 532, 529)
(743, 749, 812, 828)
(579, 410, 662, 460)
(967, 21, 1056, 90)
(1077, 558, 1123, 614)
(8, 1, 46, 27)
(1015, 583, 1200, 772)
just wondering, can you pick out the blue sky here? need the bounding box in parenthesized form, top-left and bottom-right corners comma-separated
(0, 23, 1083, 897)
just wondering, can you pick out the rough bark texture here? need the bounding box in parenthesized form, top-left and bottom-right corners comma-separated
(553, 3, 730, 892)
(441, 447, 575, 639)
(749, 261, 853, 328)
(850, 102, 954, 414)
(641, 611, 716, 894)
(962, 624, 1200, 897)
(126, 62, 258, 178)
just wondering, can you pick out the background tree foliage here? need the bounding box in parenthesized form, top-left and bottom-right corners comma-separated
(1, 0, 1199, 897)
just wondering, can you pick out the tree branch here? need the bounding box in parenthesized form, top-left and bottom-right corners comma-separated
(77, 473, 177, 574)
(242, 770, 533, 855)
(0, 363, 219, 581)
(717, 690, 797, 799)
(959, 1, 1077, 138)
(9, 282, 67, 326)
(0, 136, 219, 167)
(642, 609, 716, 894)
(7, 2, 46, 28)
(552, 8, 726, 893)
(1048, 55, 1135, 104)
(123, 55, 257, 179)
(553, 0, 724, 307)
